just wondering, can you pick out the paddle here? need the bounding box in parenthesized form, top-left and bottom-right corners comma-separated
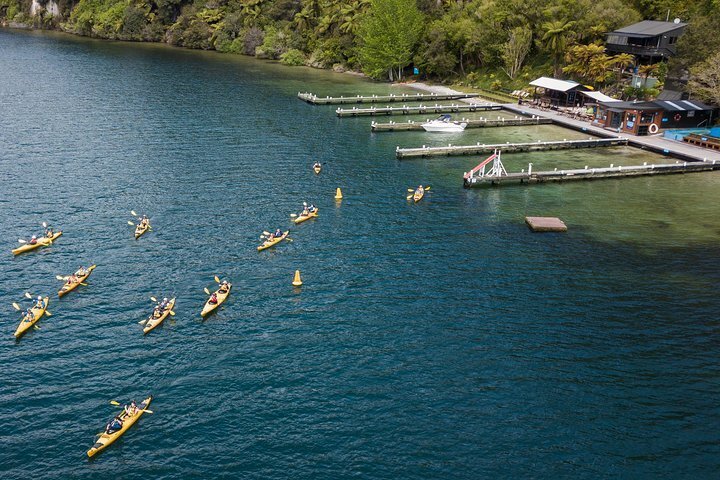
(150, 296, 157, 302)
(44, 310, 52, 316)
(204, 287, 211, 295)
(169, 311, 175, 316)
(12, 302, 21, 311)
(138, 317, 149, 325)
(290, 214, 298, 217)
(24, 292, 32, 299)
(80, 283, 88, 286)
(406, 194, 413, 200)
(407, 188, 415, 192)
(214, 275, 220, 284)
(127, 221, 136, 226)
(55, 275, 68, 281)
(131, 210, 138, 217)
(109, 401, 154, 414)
(42, 222, 47, 228)
(262, 231, 270, 236)
(18, 239, 26, 244)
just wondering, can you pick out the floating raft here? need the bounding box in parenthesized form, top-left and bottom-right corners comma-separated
(396, 137, 627, 159)
(525, 217, 567, 232)
(337, 104, 501, 117)
(298, 92, 479, 105)
(464, 160, 720, 187)
(371, 116, 551, 132)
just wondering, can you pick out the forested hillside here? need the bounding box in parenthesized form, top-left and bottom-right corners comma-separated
(2, 0, 719, 98)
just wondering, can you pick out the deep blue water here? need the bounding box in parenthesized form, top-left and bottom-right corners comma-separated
(1, 29, 719, 479)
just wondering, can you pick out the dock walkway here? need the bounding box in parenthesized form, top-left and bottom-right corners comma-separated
(298, 92, 479, 105)
(337, 104, 501, 117)
(464, 159, 720, 187)
(503, 103, 720, 163)
(396, 137, 627, 159)
(371, 116, 551, 132)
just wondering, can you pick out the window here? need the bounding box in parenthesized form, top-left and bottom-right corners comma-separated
(668, 36, 677, 45)
(640, 112, 655, 123)
(687, 111, 695, 117)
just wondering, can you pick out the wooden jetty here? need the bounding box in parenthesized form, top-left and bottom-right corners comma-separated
(464, 159, 720, 188)
(336, 104, 501, 117)
(298, 91, 479, 105)
(371, 116, 551, 132)
(396, 137, 627, 159)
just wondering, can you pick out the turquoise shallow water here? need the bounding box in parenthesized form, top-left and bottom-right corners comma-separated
(1, 29, 720, 479)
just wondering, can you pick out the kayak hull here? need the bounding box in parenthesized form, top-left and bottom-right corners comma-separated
(313, 166, 322, 174)
(201, 283, 232, 317)
(257, 231, 289, 251)
(413, 191, 424, 202)
(293, 209, 318, 225)
(143, 298, 175, 334)
(58, 265, 96, 297)
(135, 223, 150, 239)
(14, 297, 49, 338)
(12, 232, 62, 255)
(87, 395, 153, 458)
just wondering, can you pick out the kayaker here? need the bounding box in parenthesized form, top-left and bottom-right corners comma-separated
(313, 161, 321, 169)
(274, 228, 282, 237)
(106, 416, 123, 434)
(301, 205, 310, 216)
(219, 281, 229, 294)
(67, 274, 78, 284)
(29, 235, 37, 245)
(45, 227, 53, 237)
(123, 401, 138, 417)
(76, 266, 86, 276)
(309, 204, 317, 213)
(416, 185, 424, 195)
(209, 292, 218, 304)
(35, 295, 44, 308)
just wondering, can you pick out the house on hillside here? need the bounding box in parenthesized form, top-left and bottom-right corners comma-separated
(592, 99, 715, 136)
(605, 20, 687, 64)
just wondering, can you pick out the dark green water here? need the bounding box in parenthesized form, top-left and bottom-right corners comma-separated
(1, 29, 719, 479)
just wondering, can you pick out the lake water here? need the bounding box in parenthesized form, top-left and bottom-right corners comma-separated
(1, 28, 719, 479)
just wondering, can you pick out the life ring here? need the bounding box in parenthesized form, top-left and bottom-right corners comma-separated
(648, 123, 659, 134)
(673, 113, 682, 122)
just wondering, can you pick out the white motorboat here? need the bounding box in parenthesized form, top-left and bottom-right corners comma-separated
(421, 114, 468, 132)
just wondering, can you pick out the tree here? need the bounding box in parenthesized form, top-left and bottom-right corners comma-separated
(501, 27, 532, 79)
(611, 53, 635, 85)
(541, 19, 575, 77)
(563, 43, 614, 86)
(688, 51, 720, 107)
(357, 0, 424, 81)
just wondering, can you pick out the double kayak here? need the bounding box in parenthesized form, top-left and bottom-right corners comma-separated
(12, 232, 62, 255)
(14, 297, 49, 339)
(58, 265, 96, 297)
(294, 208, 319, 225)
(143, 298, 176, 334)
(135, 222, 150, 239)
(257, 231, 289, 251)
(201, 283, 232, 317)
(87, 395, 153, 458)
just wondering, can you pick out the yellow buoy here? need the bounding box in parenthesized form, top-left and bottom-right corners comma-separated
(292, 270, 303, 287)
(334, 188, 343, 200)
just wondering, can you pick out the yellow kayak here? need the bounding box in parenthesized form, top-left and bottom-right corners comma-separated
(313, 164, 322, 175)
(58, 265, 96, 297)
(257, 231, 289, 251)
(143, 298, 176, 334)
(87, 395, 153, 458)
(135, 222, 150, 239)
(294, 209, 318, 225)
(12, 232, 62, 255)
(413, 190, 425, 203)
(14, 297, 49, 339)
(201, 283, 232, 317)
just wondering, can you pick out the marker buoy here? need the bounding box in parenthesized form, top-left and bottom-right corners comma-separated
(292, 270, 303, 287)
(334, 188, 343, 200)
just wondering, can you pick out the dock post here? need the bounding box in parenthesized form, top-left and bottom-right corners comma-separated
(528, 163, 532, 175)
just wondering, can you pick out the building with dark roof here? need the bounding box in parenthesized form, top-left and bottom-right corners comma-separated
(606, 20, 687, 63)
(592, 99, 715, 136)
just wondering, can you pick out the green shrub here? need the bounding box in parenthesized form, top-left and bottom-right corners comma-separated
(280, 48, 304, 66)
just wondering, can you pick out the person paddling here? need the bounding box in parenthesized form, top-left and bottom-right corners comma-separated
(274, 228, 282, 238)
(209, 292, 218, 304)
(218, 281, 229, 294)
(29, 235, 38, 245)
(106, 416, 124, 434)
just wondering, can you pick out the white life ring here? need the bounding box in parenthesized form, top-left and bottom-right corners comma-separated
(648, 123, 659, 134)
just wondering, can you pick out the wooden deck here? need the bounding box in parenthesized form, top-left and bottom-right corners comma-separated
(396, 138, 627, 159)
(464, 160, 720, 187)
(371, 116, 551, 132)
(336, 104, 501, 117)
(298, 92, 479, 105)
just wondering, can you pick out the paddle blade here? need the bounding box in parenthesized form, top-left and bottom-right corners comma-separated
(150, 296, 157, 302)
(140, 409, 153, 414)
(262, 231, 270, 236)
(12, 302, 21, 311)
(44, 311, 52, 317)
(290, 214, 297, 217)
(425, 186, 431, 190)
(169, 311, 175, 316)
(131, 210, 138, 217)
(406, 195, 413, 200)
(303, 201, 307, 206)
(127, 221, 135, 226)
(80, 283, 88, 286)
(408, 188, 414, 192)
(214, 275, 220, 284)
(42, 222, 47, 228)
(138, 318, 148, 325)
(24, 292, 32, 299)
(55, 275, 64, 281)
(18, 239, 26, 244)
(110, 400, 121, 406)
(34, 325, 40, 330)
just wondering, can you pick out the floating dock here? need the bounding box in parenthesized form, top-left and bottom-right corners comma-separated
(298, 92, 479, 105)
(371, 116, 551, 132)
(525, 217, 567, 232)
(464, 160, 720, 187)
(396, 137, 627, 159)
(337, 104, 501, 117)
